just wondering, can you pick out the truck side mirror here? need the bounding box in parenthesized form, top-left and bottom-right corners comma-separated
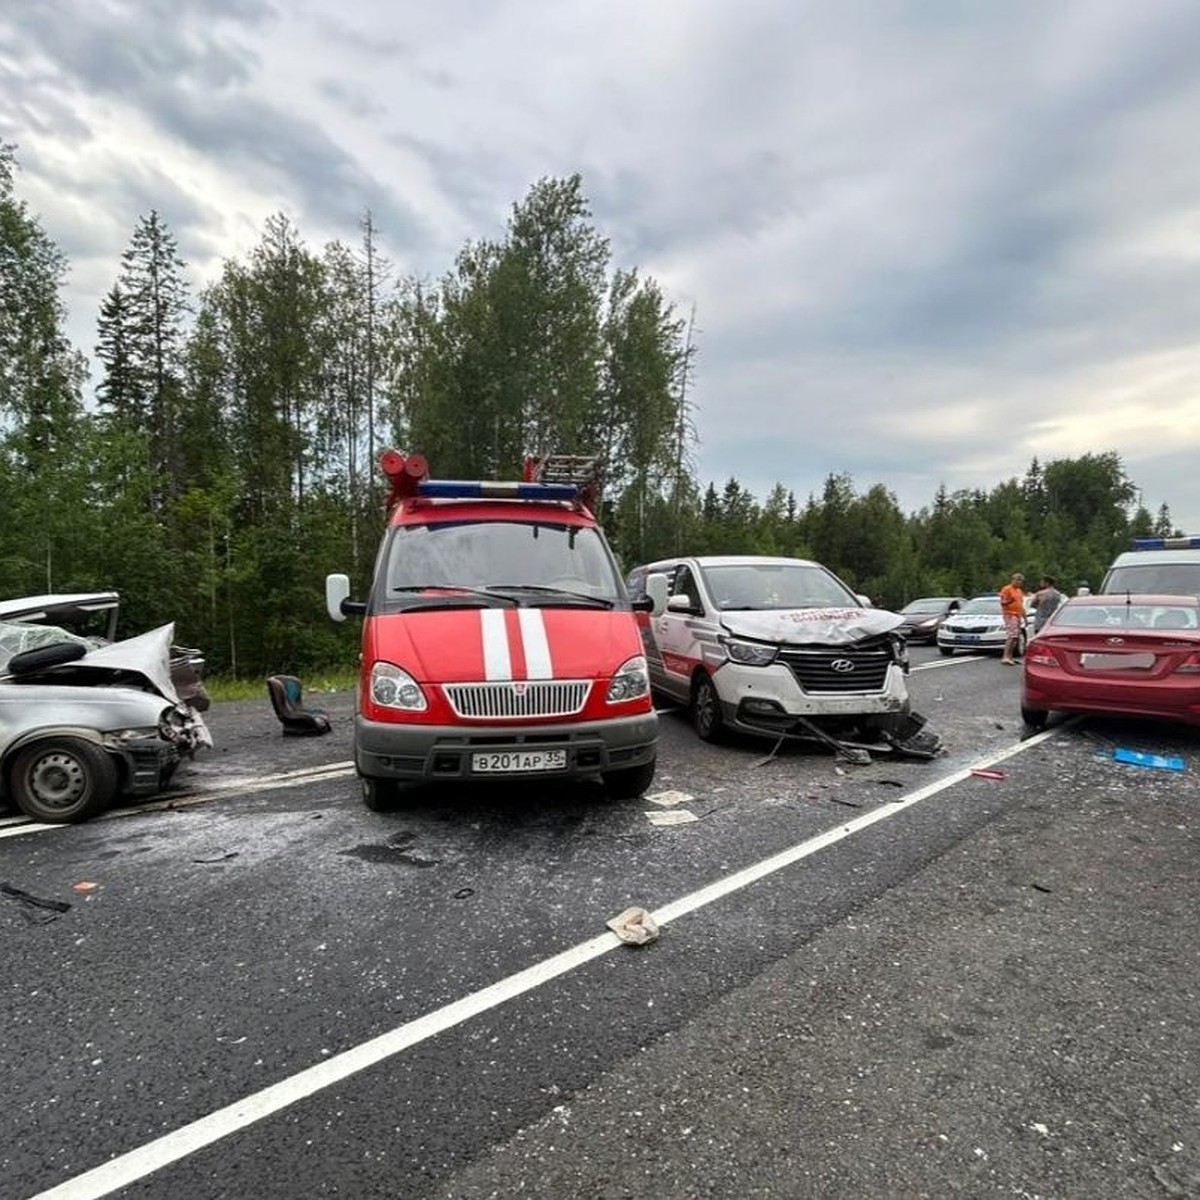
(326, 573, 366, 622)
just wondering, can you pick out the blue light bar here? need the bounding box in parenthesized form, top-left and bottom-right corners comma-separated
(1132, 535, 1200, 550)
(417, 480, 578, 501)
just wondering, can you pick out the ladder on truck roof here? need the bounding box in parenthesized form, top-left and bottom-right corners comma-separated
(524, 453, 602, 513)
(526, 454, 600, 486)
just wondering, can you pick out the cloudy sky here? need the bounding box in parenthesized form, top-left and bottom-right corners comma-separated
(4, 0, 1200, 529)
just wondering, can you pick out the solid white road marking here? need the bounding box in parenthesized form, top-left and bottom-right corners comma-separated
(0, 763, 356, 840)
(28, 730, 1054, 1200)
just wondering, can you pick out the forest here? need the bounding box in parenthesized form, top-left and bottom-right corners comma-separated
(1, 144, 1180, 677)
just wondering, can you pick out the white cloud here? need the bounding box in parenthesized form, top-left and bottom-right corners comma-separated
(4, 0, 1200, 530)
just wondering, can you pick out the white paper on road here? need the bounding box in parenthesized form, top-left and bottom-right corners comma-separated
(645, 809, 699, 826)
(645, 790, 694, 807)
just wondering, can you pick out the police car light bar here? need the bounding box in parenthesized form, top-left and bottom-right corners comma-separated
(1132, 535, 1200, 550)
(418, 480, 579, 502)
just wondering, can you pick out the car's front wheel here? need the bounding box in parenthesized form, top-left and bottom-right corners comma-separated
(360, 775, 400, 812)
(602, 758, 656, 800)
(9, 737, 118, 823)
(938, 646, 954, 657)
(690, 672, 725, 742)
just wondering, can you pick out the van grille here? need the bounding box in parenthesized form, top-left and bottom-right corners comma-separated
(775, 644, 892, 693)
(444, 680, 590, 719)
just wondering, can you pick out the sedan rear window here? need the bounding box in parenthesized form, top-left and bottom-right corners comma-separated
(1053, 604, 1198, 630)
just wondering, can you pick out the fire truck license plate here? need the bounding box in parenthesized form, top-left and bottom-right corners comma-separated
(472, 749, 568, 773)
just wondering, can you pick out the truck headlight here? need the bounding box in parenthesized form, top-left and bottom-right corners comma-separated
(370, 661, 427, 711)
(606, 655, 649, 703)
(720, 637, 777, 666)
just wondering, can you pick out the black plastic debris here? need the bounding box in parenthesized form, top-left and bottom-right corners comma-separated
(1, 882, 72, 924)
(743, 711, 943, 764)
(266, 675, 332, 736)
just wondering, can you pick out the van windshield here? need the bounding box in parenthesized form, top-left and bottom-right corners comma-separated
(1104, 564, 1200, 596)
(375, 520, 626, 610)
(700, 562, 859, 610)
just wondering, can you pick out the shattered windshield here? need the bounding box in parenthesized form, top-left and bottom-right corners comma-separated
(374, 520, 625, 611)
(0, 621, 94, 672)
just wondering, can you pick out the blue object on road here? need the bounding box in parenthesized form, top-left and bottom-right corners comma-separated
(1112, 748, 1185, 772)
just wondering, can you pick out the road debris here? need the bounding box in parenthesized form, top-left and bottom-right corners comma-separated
(644, 790, 694, 807)
(1, 882, 71, 923)
(1112, 748, 1185, 772)
(606, 906, 660, 945)
(970, 768, 1006, 781)
(645, 809, 699, 827)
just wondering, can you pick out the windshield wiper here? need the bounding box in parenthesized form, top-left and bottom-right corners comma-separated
(391, 585, 518, 608)
(484, 584, 614, 609)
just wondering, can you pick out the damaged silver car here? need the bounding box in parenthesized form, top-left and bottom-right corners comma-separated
(627, 555, 941, 759)
(0, 592, 210, 711)
(0, 620, 211, 823)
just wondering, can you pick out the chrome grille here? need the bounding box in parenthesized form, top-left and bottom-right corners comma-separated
(775, 644, 893, 693)
(444, 680, 591, 719)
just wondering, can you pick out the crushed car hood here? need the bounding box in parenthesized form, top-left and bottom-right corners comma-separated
(1, 623, 184, 703)
(70, 624, 182, 702)
(721, 607, 905, 646)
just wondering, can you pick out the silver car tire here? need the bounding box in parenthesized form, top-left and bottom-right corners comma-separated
(9, 737, 118, 823)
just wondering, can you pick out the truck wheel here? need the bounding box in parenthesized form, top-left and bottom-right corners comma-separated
(9, 737, 118, 823)
(360, 775, 399, 812)
(690, 673, 725, 742)
(602, 759, 656, 800)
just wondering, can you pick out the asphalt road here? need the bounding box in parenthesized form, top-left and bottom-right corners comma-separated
(1, 647, 1197, 1200)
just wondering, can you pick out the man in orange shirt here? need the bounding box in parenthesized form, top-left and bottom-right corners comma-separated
(999, 572, 1026, 665)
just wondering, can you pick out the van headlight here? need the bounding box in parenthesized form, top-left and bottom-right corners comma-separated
(370, 661, 427, 711)
(606, 655, 649, 703)
(720, 636, 777, 666)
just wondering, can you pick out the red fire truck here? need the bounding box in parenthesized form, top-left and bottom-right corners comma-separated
(326, 452, 667, 809)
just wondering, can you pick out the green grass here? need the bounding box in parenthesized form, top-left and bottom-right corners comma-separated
(204, 668, 359, 703)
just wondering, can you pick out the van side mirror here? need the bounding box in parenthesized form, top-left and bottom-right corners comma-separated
(856, 594, 873, 608)
(326, 573, 366, 622)
(644, 572, 668, 617)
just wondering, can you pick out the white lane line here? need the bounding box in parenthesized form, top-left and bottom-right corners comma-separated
(910, 656, 984, 669)
(29, 730, 1052, 1200)
(0, 763, 356, 840)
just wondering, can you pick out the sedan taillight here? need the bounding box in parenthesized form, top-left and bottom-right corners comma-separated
(1173, 651, 1200, 674)
(1027, 647, 1061, 668)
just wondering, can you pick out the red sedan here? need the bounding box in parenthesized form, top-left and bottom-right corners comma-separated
(1022, 594, 1200, 729)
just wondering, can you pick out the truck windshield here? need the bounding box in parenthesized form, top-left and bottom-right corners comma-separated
(376, 520, 626, 610)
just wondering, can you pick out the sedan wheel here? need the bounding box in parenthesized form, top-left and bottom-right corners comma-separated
(9, 737, 118, 823)
(1021, 705, 1048, 730)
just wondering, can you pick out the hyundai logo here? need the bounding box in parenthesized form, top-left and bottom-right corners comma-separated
(1105, 637, 1125, 646)
(830, 659, 855, 673)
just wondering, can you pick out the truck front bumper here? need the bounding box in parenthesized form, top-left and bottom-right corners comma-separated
(355, 711, 658, 782)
